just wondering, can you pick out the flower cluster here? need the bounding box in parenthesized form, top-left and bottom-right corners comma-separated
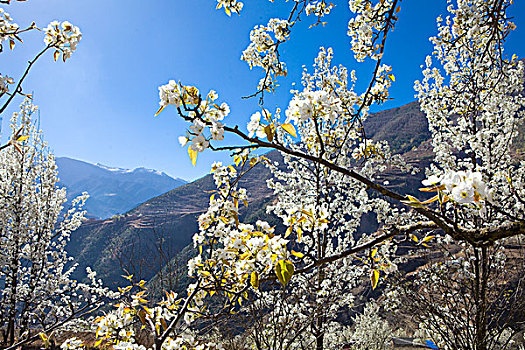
(347, 0, 398, 62)
(305, 1, 335, 18)
(0, 73, 13, 94)
(415, 0, 524, 221)
(60, 338, 84, 350)
(157, 82, 230, 154)
(93, 289, 219, 350)
(0, 7, 18, 51)
(189, 161, 290, 293)
(216, 0, 243, 16)
(369, 64, 394, 104)
(247, 109, 270, 139)
(43, 20, 82, 61)
(422, 170, 491, 206)
(286, 89, 343, 124)
(241, 18, 289, 89)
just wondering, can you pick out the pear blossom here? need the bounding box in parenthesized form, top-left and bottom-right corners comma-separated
(190, 134, 209, 152)
(43, 20, 82, 61)
(0, 8, 19, 51)
(247, 111, 267, 138)
(0, 73, 13, 94)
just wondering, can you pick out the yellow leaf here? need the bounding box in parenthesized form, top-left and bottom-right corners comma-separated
(54, 50, 59, 62)
(188, 147, 198, 166)
(250, 271, 259, 288)
(94, 338, 104, 347)
(388, 74, 395, 82)
(296, 226, 302, 242)
(371, 248, 378, 258)
(234, 154, 242, 166)
(225, 6, 231, 16)
(410, 234, 419, 243)
(155, 105, 166, 116)
(401, 195, 424, 208)
(285, 226, 293, 238)
(370, 269, 379, 290)
(275, 260, 294, 286)
(121, 274, 134, 281)
(15, 135, 29, 142)
(421, 195, 439, 204)
(281, 123, 297, 138)
(9, 39, 15, 50)
(422, 235, 435, 243)
(291, 250, 304, 258)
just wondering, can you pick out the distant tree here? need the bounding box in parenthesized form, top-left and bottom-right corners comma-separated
(0, 100, 114, 350)
(394, 240, 525, 350)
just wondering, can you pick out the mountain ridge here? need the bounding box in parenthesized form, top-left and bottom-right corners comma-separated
(56, 157, 187, 219)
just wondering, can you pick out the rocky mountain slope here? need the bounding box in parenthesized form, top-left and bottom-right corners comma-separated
(56, 157, 187, 219)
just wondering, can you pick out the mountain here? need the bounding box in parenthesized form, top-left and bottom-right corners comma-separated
(56, 157, 187, 219)
(67, 102, 432, 287)
(67, 151, 280, 286)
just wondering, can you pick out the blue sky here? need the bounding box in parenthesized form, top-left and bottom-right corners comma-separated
(1, 0, 524, 180)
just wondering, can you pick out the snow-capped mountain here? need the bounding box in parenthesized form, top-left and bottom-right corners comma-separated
(56, 157, 187, 219)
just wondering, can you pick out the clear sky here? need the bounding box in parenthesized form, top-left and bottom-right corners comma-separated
(1, 0, 524, 181)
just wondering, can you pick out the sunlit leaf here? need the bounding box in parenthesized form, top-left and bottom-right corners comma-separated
(15, 135, 29, 142)
(250, 271, 259, 288)
(275, 260, 294, 286)
(285, 226, 293, 238)
(422, 235, 435, 243)
(370, 269, 379, 290)
(155, 105, 166, 116)
(281, 123, 297, 137)
(291, 250, 304, 258)
(188, 147, 198, 166)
